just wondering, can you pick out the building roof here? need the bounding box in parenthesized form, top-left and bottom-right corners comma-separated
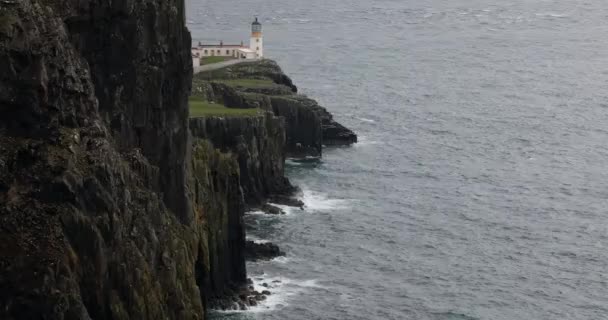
(237, 48, 255, 53)
(197, 44, 244, 48)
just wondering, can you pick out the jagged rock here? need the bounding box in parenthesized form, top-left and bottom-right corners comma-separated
(194, 59, 357, 158)
(245, 241, 285, 261)
(190, 139, 247, 305)
(209, 281, 271, 311)
(190, 113, 296, 205)
(269, 194, 305, 209)
(260, 203, 285, 215)
(198, 59, 298, 93)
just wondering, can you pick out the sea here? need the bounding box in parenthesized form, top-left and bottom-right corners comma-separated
(186, 1, 608, 319)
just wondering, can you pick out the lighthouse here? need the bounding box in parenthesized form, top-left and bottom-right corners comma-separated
(250, 17, 263, 58)
(192, 17, 265, 64)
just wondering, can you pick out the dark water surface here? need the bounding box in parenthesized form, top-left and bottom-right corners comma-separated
(187, 1, 608, 319)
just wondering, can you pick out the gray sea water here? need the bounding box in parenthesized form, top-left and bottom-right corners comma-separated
(186, 1, 608, 319)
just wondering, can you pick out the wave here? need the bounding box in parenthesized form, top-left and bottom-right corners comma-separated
(356, 117, 376, 123)
(535, 12, 568, 18)
(266, 203, 300, 215)
(285, 159, 303, 166)
(245, 210, 266, 216)
(285, 157, 321, 166)
(271, 256, 291, 264)
(216, 274, 321, 314)
(246, 235, 270, 244)
(301, 189, 351, 212)
(354, 135, 383, 147)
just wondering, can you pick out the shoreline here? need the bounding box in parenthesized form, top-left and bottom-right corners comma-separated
(190, 59, 356, 312)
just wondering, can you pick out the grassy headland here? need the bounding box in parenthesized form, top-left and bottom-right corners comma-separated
(213, 79, 275, 88)
(189, 96, 260, 118)
(201, 57, 235, 65)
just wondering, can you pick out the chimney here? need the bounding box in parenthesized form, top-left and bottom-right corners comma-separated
(240, 40, 244, 47)
(220, 40, 223, 47)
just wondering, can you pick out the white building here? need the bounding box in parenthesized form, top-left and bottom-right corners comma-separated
(192, 53, 200, 67)
(250, 17, 263, 58)
(192, 18, 264, 66)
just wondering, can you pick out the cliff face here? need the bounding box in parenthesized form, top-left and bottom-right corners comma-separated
(0, 1, 357, 317)
(0, 1, 209, 319)
(194, 60, 357, 157)
(62, 0, 193, 222)
(189, 139, 246, 306)
(190, 113, 293, 206)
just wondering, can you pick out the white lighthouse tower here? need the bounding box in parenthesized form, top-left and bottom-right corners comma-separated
(250, 17, 263, 58)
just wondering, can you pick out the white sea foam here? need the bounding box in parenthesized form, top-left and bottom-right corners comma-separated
(215, 274, 320, 313)
(354, 136, 383, 147)
(356, 117, 376, 123)
(355, 140, 381, 147)
(267, 203, 300, 215)
(247, 235, 271, 244)
(285, 159, 302, 166)
(246, 210, 267, 216)
(301, 189, 350, 212)
(248, 274, 321, 312)
(271, 256, 291, 264)
(535, 12, 568, 18)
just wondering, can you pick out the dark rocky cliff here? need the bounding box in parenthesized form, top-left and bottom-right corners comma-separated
(190, 113, 294, 206)
(189, 139, 246, 308)
(0, 1, 215, 319)
(0, 1, 356, 317)
(194, 60, 358, 157)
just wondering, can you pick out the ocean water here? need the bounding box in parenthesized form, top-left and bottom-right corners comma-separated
(186, 1, 608, 319)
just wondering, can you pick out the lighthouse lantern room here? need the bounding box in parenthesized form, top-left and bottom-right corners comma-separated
(250, 17, 264, 58)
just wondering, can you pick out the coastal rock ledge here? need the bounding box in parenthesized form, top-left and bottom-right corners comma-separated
(194, 59, 358, 157)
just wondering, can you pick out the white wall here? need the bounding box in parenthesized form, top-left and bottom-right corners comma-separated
(236, 50, 256, 60)
(192, 56, 200, 67)
(250, 36, 263, 58)
(199, 47, 240, 57)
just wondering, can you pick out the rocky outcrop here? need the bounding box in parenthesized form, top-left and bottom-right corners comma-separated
(194, 59, 357, 157)
(268, 95, 324, 156)
(189, 139, 246, 308)
(0, 1, 238, 319)
(245, 241, 284, 261)
(198, 60, 298, 93)
(211, 280, 270, 311)
(190, 113, 294, 206)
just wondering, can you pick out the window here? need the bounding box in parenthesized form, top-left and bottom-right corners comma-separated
(217, 50, 220, 54)
(204, 50, 208, 54)
(256, 38, 260, 43)
(256, 47, 259, 51)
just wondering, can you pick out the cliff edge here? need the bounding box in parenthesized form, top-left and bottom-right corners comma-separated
(194, 59, 358, 157)
(0, 1, 205, 319)
(0, 1, 357, 318)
